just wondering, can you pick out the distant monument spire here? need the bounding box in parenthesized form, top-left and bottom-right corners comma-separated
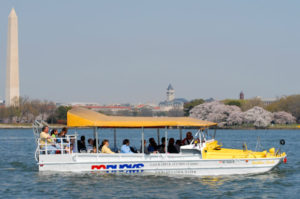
(5, 8, 20, 106)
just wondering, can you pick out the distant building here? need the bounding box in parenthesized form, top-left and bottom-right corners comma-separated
(85, 105, 132, 113)
(135, 104, 161, 112)
(261, 98, 278, 106)
(166, 84, 175, 101)
(56, 102, 100, 107)
(255, 96, 278, 106)
(204, 98, 215, 103)
(240, 91, 244, 100)
(159, 84, 187, 111)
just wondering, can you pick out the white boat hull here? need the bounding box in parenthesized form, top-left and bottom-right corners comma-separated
(38, 153, 285, 176)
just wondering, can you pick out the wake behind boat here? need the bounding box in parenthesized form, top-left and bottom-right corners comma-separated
(33, 107, 286, 176)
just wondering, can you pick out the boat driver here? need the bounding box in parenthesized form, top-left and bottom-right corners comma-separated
(182, 132, 193, 145)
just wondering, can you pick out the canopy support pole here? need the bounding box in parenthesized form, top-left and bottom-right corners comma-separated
(157, 129, 160, 145)
(114, 128, 116, 152)
(142, 127, 144, 154)
(179, 127, 182, 141)
(213, 128, 216, 139)
(94, 127, 99, 153)
(165, 127, 168, 154)
(74, 128, 78, 153)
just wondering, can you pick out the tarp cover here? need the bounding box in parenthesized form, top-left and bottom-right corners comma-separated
(67, 107, 217, 128)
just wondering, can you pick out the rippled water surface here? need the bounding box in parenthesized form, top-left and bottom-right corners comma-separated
(0, 128, 299, 198)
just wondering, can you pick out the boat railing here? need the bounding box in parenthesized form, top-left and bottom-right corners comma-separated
(33, 120, 49, 144)
(36, 135, 77, 156)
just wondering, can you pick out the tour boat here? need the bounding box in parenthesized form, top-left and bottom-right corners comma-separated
(33, 107, 286, 176)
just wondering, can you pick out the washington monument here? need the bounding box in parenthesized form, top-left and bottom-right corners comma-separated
(5, 8, 20, 107)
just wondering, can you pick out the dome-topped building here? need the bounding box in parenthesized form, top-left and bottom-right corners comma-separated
(159, 84, 187, 111)
(166, 84, 175, 101)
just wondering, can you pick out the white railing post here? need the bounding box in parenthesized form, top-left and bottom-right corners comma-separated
(45, 139, 48, 154)
(61, 138, 63, 154)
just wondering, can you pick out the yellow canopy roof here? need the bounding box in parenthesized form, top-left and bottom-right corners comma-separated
(67, 107, 217, 128)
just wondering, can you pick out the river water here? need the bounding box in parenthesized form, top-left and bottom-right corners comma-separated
(0, 128, 299, 198)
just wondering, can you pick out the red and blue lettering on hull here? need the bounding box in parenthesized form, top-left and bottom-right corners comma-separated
(91, 163, 144, 173)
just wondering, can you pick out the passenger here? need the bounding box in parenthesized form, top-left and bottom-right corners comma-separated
(101, 139, 115, 154)
(40, 126, 57, 154)
(158, 137, 166, 153)
(168, 138, 178, 153)
(70, 138, 77, 153)
(140, 140, 149, 154)
(130, 146, 138, 153)
(57, 131, 64, 143)
(50, 129, 58, 139)
(77, 135, 87, 152)
(148, 137, 158, 153)
(99, 140, 104, 151)
(65, 143, 74, 153)
(87, 138, 96, 153)
(175, 139, 181, 153)
(182, 132, 193, 145)
(121, 139, 133, 154)
(60, 127, 69, 143)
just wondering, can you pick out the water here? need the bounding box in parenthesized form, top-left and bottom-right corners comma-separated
(0, 128, 299, 198)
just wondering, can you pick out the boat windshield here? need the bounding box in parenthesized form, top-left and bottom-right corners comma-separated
(197, 128, 216, 142)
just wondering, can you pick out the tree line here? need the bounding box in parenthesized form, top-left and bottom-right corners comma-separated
(0, 97, 71, 124)
(187, 95, 300, 125)
(1, 95, 299, 124)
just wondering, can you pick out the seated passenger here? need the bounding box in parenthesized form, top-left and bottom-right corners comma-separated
(50, 128, 58, 140)
(59, 127, 69, 143)
(175, 139, 181, 153)
(130, 146, 138, 153)
(140, 140, 149, 154)
(40, 126, 57, 154)
(77, 135, 87, 152)
(70, 138, 77, 153)
(87, 138, 96, 153)
(68, 144, 73, 154)
(148, 138, 158, 153)
(121, 139, 133, 154)
(101, 140, 115, 154)
(57, 131, 64, 143)
(158, 137, 166, 153)
(182, 132, 193, 145)
(168, 138, 178, 153)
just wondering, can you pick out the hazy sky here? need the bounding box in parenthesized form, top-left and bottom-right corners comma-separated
(0, 1, 299, 104)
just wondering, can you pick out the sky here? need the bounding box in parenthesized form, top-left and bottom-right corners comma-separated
(0, 0, 299, 104)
